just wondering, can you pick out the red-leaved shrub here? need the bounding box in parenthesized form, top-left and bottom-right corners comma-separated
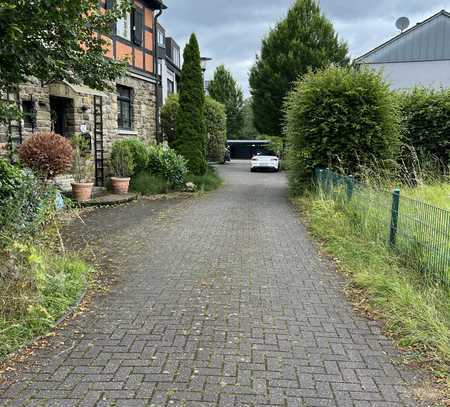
(19, 132, 74, 179)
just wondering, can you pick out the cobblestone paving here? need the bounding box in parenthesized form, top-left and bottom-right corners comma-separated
(0, 161, 422, 406)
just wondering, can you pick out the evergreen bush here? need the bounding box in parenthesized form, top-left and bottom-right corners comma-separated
(285, 66, 401, 193)
(205, 96, 227, 163)
(110, 140, 135, 178)
(147, 144, 188, 188)
(0, 160, 52, 245)
(399, 88, 450, 168)
(175, 34, 207, 175)
(120, 138, 149, 173)
(161, 94, 179, 148)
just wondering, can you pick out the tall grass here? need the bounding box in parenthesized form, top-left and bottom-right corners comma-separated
(297, 191, 450, 369)
(130, 171, 170, 195)
(0, 243, 92, 358)
(186, 166, 223, 192)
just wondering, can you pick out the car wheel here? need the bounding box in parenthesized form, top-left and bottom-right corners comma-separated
(251, 168, 255, 172)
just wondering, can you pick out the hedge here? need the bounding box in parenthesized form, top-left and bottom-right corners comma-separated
(399, 88, 450, 167)
(205, 96, 227, 162)
(284, 66, 401, 193)
(161, 94, 227, 164)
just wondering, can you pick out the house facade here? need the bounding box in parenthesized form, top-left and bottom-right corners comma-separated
(0, 0, 167, 187)
(355, 10, 450, 91)
(155, 23, 181, 105)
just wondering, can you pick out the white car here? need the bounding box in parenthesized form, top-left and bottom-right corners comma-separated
(250, 155, 280, 172)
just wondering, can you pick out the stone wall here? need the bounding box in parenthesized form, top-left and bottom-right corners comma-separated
(0, 72, 157, 187)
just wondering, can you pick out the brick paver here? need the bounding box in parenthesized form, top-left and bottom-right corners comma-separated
(0, 161, 421, 406)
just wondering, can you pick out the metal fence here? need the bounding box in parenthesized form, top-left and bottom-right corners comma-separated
(315, 168, 450, 288)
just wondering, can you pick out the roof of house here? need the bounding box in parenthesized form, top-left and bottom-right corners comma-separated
(146, 0, 167, 10)
(355, 10, 450, 64)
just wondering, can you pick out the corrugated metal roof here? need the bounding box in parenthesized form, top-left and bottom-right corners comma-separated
(356, 10, 450, 64)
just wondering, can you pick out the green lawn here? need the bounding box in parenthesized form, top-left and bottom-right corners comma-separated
(403, 183, 450, 211)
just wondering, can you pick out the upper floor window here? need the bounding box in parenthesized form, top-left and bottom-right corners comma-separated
(117, 85, 132, 130)
(157, 30, 165, 47)
(173, 47, 180, 67)
(116, 12, 131, 41)
(167, 79, 174, 95)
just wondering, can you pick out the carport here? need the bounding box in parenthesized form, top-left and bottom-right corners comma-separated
(227, 140, 271, 159)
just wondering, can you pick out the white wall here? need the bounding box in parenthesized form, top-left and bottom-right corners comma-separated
(160, 59, 177, 105)
(365, 60, 450, 90)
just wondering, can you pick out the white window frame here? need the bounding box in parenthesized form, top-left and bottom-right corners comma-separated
(116, 12, 131, 41)
(157, 30, 165, 47)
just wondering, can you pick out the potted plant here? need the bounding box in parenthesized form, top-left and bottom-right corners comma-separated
(71, 134, 94, 202)
(110, 140, 135, 194)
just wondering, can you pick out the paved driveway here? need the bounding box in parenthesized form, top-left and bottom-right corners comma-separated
(0, 161, 421, 406)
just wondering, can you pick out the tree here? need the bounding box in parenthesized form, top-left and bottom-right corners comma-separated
(285, 66, 401, 193)
(160, 94, 227, 163)
(205, 96, 227, 163)
(175, 33, 207, 175)
(0, 0, 130, 123)
(161, 94, 179, 148)
(249, 0, 349, 137)
(241, 98, 260, 140)
(208, 65, 244, 140)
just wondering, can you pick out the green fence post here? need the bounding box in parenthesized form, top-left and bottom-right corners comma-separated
(318, 169, 325, 194)
(389, 189, 401, 247)
(325, 168, 331, 196)
(346, 175, 353, 201)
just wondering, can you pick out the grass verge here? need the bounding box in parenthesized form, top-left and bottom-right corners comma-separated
(187, 166, 223, 192)
(295, 192, 450, 376)
(403, 183, 450, 210)
(0, 243, 92, 359)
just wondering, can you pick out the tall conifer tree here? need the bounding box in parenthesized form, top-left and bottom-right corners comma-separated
(208, 65, 244, 140)
(175, 34, 207, 175)
(249, 0, 349, 137)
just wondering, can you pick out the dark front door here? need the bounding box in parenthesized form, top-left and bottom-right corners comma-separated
(50, 96, 72, 137)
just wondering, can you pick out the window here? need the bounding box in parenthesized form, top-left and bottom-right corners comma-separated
(157, 29, 165, 47)
(22, 100, 35, 128)
(116, 12, 131, 41)
(173, 47, 180, 67)
(167, 79, 174, 95)
(158, 59, 163, 76)
(117, 85, 132, 129)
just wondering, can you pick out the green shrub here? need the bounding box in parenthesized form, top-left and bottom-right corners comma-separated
(120, 138, 149, 173)
(399, 88, 450, 168)
(130, 171, 169, 195)
(284, 66, 401, 193)
(18, 132, 74, 179)
(0, 160, 53, 245)
(205, 96, 227, 162)
(161, 94, 179, 148)
(147, 144, 188, 188)
(110, 140, 135, 177)
(161, 94, 227, 164)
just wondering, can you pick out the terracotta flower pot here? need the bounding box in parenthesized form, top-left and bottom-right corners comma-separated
(111, 177, 131, 194)
(71, 182, 94, 202)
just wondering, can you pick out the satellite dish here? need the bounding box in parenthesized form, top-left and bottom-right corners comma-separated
(396, 17, 410, 32)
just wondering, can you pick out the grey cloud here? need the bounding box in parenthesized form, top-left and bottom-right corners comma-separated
(160, 0, 449, 95)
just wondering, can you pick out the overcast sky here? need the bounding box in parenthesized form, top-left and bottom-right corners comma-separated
(160, 0, 449, 96)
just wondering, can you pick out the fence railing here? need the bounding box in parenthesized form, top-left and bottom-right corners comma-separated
(315, 168, 450, 288)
